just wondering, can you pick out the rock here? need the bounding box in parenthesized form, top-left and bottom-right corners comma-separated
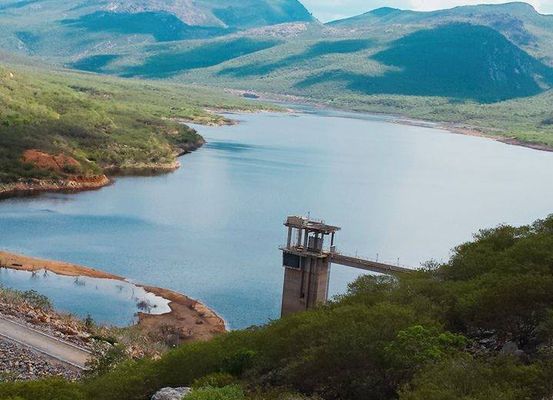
(0, 338, 81, 381)
(500, 341, 519, 355)
(151, 387, 192, 400)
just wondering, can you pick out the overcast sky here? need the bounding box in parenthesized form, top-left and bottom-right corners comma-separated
(300, 0, 553, 22)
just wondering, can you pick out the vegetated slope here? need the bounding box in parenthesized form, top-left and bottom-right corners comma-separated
(119, 37, 283, 78)
(328, 2, 553, 65)
(0, 0, 314, 58)
(5, 1, 552, 106)
(163, 23, 553, 103)
(0, 64, 266, 185)
(296, 24, 553, 103)
(318, 87, 553, 148)
(3, 216, 553, 400)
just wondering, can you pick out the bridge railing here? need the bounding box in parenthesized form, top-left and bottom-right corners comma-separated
(330, 248, 415, 269)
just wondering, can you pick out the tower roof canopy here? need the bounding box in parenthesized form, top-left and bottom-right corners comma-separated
(284, 216, 341, 234)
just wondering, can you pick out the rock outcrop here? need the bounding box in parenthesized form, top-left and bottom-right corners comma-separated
(151, 387, 191, 400)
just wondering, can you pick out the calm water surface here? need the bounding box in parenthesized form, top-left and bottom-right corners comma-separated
(2, 109, 553, 328)
(0, 269, 171, 326)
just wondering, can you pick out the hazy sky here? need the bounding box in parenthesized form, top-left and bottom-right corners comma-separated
(301, 0, 553, 22)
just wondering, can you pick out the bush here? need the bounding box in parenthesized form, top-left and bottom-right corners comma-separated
(187, 385, 245, 400)
(21, 290, 52, 311)
(86, 344, 129, 377)
(0, 379, 85, 400)
(222, 350, 256, 376)
(192, 373, 236, 389)
(400, 356, 547, 400)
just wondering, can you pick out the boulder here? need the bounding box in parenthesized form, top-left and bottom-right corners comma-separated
(500, 341, 519, 355)
(151, 387, 191, 400)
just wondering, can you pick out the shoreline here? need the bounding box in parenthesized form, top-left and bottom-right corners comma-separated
(0, 251, 227, 342)
(0, 175, 112, 200)
(231, 89, 553, 153)
(0, 139, 206, 201)
(2, 100, 550, 203)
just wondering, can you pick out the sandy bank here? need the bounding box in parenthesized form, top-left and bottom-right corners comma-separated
(0, 251, 227, 342)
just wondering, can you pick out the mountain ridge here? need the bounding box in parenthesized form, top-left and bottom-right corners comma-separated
(328, 1, 545, 25)
(327, 1, 553, 63)
(2, 1, 553, 147)
(0, 0, 315, 57)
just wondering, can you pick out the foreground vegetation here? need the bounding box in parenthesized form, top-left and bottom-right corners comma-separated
(0, 64, 271, 183)
(2, 215, 553, 399)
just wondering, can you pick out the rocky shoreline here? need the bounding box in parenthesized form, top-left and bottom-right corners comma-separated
(0, 175, 111, 200)
(0, 250, 227, 380)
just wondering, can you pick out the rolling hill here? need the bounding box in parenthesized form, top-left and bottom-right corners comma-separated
(294, 24, 553, 102)
(0, 0, 314, 58)
(1, 1, 553, 148)
(0, 63, 272, 188)
(328, 2, 553, 65)
(46, 2, 553, 104)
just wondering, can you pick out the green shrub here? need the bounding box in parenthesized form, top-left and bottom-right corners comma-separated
(222, 350, 256, 376)
(187, 385, 245, 400)
(192, 373, 236, 389)
(0, 379, 85, 400)
(86, 344, 129, 377)
(21, 290, 52, 311)
(400, 356, 546, 400)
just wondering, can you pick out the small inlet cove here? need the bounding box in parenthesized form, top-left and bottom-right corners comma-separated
(2, 107, 553, 329)
(0, 268, 171, 327)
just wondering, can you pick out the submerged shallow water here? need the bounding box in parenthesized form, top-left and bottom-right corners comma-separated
(2, 108, 553, 328)
(0, 268, 171, 326)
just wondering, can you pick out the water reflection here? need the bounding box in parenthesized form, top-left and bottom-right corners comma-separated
(0, 268, 170, 327)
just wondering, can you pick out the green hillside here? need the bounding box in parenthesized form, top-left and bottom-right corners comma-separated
(2, 216, 553, 400)
(328, 2, 553, 65)
(0, 0, 314, 58)
(121, 38, 282, 78)
(296, 24, 553, 102)
(0, 64, 271, 184)
(3, 1, 553, 110)
(109, 22, 553, 103)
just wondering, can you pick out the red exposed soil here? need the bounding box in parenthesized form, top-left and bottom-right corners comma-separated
(22, 150, 81, 174)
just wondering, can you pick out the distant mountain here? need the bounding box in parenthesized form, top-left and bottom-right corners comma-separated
(328, 2, 553, 65)
(0, 0, 314, 57)
(296, 24, 553, 102)
(102, 0, 314, 29)
(1, 1, 552, 105)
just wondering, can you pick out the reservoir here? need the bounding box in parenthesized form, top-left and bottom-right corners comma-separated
(2, 108, 553, 328)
